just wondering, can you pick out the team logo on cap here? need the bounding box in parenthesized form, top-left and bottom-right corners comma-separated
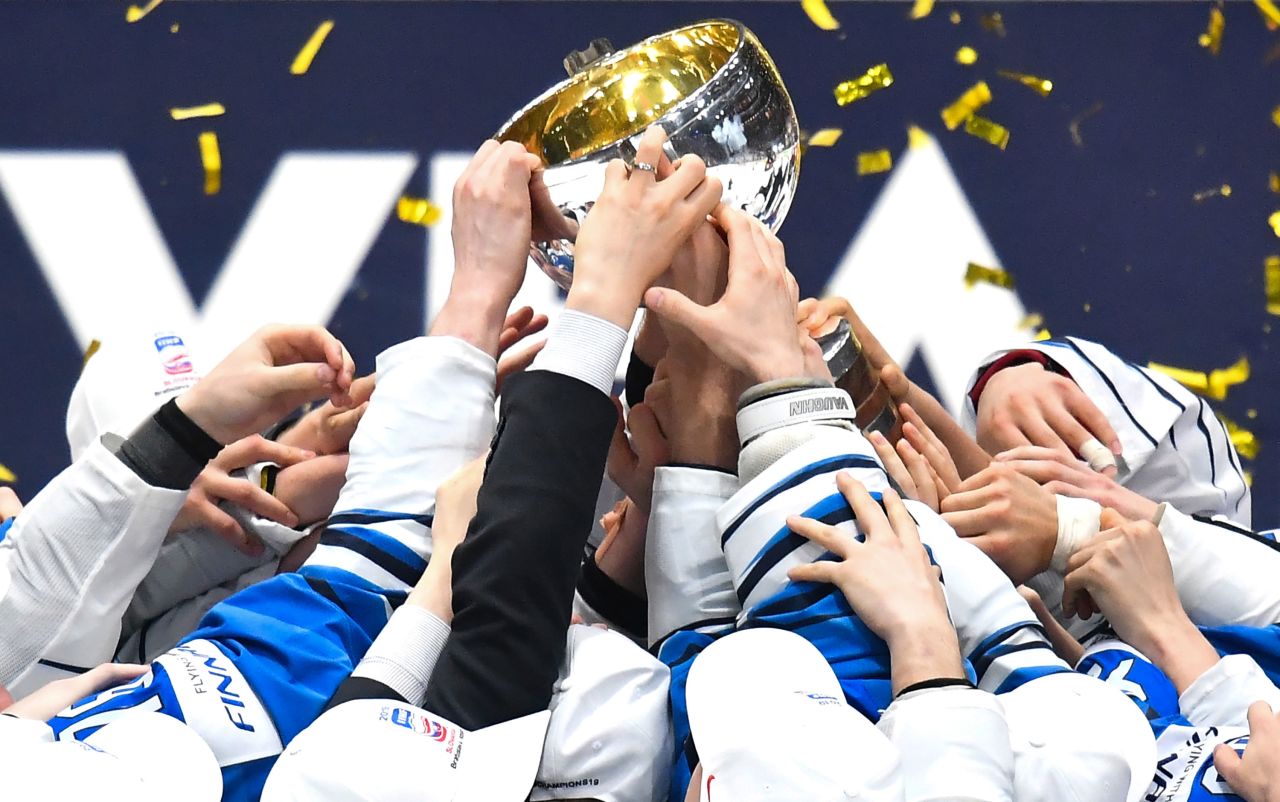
(154, 333, 194, 375)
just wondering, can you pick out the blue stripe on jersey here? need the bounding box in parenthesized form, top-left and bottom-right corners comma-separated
(736, 493, 869, 605)
(317, 525, 426, 587)
(1192, 397, 1219, 488)
(0, 517, 12, 544)
(720, 455, 880, 547)
(326, 508, 434, 528)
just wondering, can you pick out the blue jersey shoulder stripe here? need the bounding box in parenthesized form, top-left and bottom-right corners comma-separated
(317, 526, 426, 587)
(720, 455, 879, 547)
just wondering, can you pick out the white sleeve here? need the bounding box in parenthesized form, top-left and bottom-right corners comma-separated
(644, 466, 740, 647)
(960, 336, 1249, 525)
(876, 688, 1014, 802)
(349, 605, 451, 706)
(1179, 654, 1280, 729)
(0, 440, 186, 694)
(316, 335, 498, 579)
(1156, 503, 1280, 628)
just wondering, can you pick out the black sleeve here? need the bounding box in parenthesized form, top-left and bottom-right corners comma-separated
(624, 351, 655, 408)
(108, 398, 221, 490)
(576, 556, 646, 638)
(324, 676, 409, 710)
(422, 370, 616, 730)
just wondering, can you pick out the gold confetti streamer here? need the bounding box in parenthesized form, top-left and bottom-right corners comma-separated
(835, 64, 894, 107)
(1266, 255, 1280, 315)
(397, 196, 442, 227)
(856, 149, 893, 175)
(964, 262, 1014, 290)
(996, 69, 1054, 96)
(1271, 172, 1280, 193)
(169, 23, 179, 33)
(198, 131, 221, 195)
(125, 0, 163, 23)
(980, 11, 1006, 37)
(808, 128, 843, 147)
(941, 81, 992, 130)
(950, 10, 962, 24)
(1272, 104, 1280, 129)
(1219, 414, 1260, 460)
(1193, 184, 1233, 202)
(169, 103, 225, 121)
(1199, 7, 1225, 56)
(801, 0, 841, 31)
(1256, 0, 1280, 29)
(909, 0, 935, 20)
(82, 339, 101, 369)
(907, 124, 931, 149)
(1270, 210, 1280, 237)
(1249, 408, 1259, 419)
(955, 46, 978, 66)
(0, 464, 14, 484)
(1083, 302, 1093, 313)
(1148, 356, 1250, 401)
(964, 115, 1010, 150)
(291, 20, 335, 75)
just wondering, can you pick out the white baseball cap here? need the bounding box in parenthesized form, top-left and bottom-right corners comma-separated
(4, 712, 222, 802)
(685, 628, 903, 801)
(66, 326, 206, 461)
(262, 625, 672, 802)
(1001, 671, 1156, 802)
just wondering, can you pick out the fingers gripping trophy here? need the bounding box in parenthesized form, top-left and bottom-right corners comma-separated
(495, 19, 898, 438)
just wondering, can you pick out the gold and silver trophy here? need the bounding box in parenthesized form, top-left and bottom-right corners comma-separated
(495, 19, 897, 438)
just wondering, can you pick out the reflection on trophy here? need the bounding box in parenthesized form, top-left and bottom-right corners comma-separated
(495, 19, 897, 439)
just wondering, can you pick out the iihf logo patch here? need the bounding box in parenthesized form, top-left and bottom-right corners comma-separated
(154, 333, 193, 376)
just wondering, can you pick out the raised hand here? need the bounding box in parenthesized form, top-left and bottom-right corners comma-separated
(570, 126, 723, 329)
(939, 463, 1058, 585)
(277, 374, 376, 457)
(992, 445, 1158, 521)
(786, 474, 965, 693)
(168, 434, 317, 554)
(607, 401, 667, 515)
(176, 324, 355, 446)
(645, 205, 804, 384)
(976, 362, 1121, 475)
(1062, 508, 1219, 692)
(495, 306, 549, 393)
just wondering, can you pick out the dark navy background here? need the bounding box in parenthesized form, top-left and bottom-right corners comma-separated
(1, 1, 1276, 521)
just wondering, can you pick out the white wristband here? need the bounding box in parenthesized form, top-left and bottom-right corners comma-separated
(1052, 495, 1103, 574)
(736, 387, 856, 447)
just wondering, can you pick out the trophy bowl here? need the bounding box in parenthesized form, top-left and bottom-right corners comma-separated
(494, 19, 801, 289)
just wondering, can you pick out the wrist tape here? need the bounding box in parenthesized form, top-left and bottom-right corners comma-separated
(1051, 494, 1103, 574)
(736, 379, 856, 448)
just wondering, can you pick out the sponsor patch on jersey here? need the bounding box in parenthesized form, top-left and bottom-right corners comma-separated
(154, 332, 194, 376)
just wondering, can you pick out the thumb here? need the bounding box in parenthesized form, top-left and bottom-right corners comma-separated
(644, 287, 714, 339)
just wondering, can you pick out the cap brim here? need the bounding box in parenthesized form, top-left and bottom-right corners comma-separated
(85, 712, 223, 802)
(455, 710, 551, 802)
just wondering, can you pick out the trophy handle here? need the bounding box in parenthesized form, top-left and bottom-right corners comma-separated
(816, 319, 902, 442)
